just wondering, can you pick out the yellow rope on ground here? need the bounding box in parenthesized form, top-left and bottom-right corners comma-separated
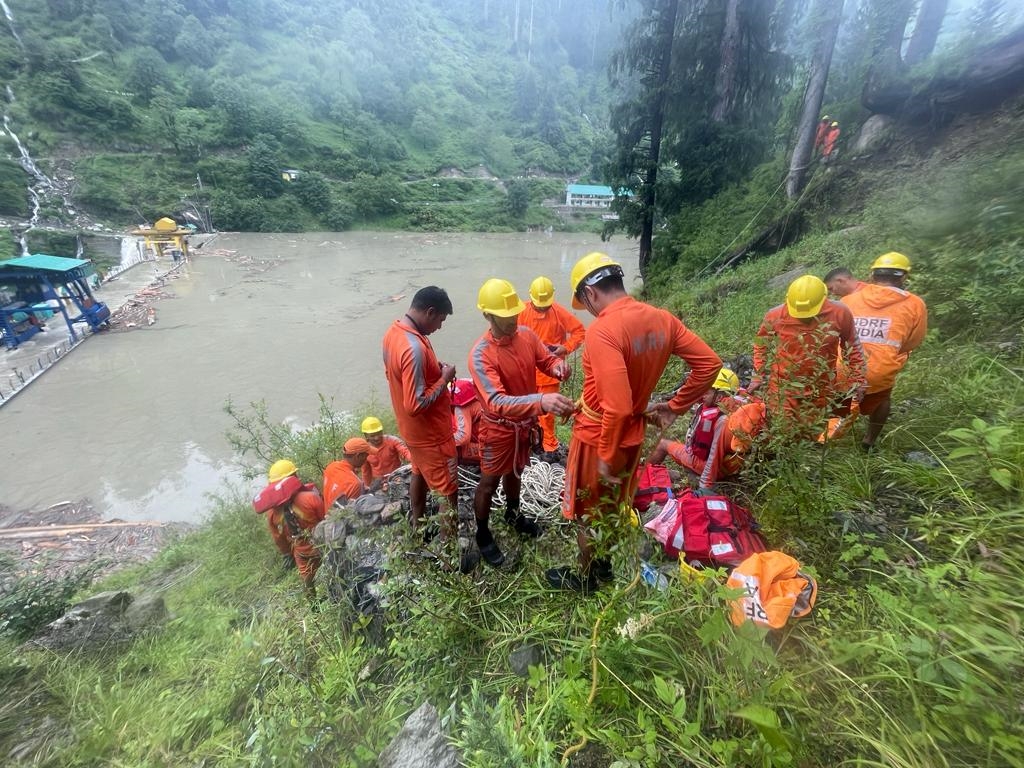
(560, 570, 643, 765)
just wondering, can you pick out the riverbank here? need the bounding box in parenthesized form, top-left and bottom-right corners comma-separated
(0, 499, 194, 581)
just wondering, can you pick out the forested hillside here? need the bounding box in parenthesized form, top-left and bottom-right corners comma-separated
(0, 0, 626, 238)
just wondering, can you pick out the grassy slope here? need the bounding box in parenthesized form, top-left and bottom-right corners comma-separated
(1, 104, 1023, 767)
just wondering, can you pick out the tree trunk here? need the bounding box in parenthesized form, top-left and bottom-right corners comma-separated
(905, 0, 948, 65)
(711, 0, 742, 122)
(861, 0, 915, 112)
(786, 0, 844, 199)
(638, 0, 681, 277)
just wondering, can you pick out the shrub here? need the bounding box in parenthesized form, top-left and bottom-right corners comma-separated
(0, 553, 97, 640)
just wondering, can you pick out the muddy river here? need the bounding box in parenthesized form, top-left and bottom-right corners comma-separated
(0, 232, 637, 523)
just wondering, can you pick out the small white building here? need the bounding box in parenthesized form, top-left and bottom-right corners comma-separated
(565, 183, 616, 208)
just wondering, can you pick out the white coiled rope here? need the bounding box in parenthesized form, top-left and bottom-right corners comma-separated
(458, 458, 567, 523)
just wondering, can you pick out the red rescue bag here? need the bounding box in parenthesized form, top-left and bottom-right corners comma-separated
(679, 489, 767, 568)
(633, 463, 673, 511)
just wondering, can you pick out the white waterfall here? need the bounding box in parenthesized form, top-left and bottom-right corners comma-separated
(2, 115, 51, 255)
(105, 236, 149, 279)
(0, 0, 22, 47)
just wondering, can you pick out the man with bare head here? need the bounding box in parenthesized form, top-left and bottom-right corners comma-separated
(824, 267, 865, 298)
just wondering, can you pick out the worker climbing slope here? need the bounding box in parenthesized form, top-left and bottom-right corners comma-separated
(751, 274, 866, 439)
(251, 460, 325, 599)
(831, 252, 928, 450)
(359, 416, 411, 488)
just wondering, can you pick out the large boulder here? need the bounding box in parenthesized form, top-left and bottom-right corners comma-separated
(378, 702, 460, 768)
(30, 590, 168, 652)
(851, 114, 895, 155)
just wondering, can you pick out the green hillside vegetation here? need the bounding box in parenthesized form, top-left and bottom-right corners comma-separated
(0, 0, 623, 233)
(2, 87, 1022, 767)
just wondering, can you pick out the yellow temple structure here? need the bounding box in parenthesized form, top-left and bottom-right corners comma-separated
(130, 217, 192, 260)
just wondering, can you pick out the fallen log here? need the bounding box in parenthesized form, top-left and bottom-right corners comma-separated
(0, 521, 166, 538)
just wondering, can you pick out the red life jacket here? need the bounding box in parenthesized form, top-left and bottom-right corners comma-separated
(686, 404, 725, 462)
(252, 475, 306, 513)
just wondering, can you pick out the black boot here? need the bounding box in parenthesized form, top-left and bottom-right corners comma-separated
(475, 522, 505, 567)
(504, 502, 541, 538)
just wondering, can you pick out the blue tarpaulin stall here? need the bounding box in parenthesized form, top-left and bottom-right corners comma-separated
(0, 254, 110, 349)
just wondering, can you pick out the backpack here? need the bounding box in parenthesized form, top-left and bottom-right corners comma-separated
(680, 490, 768, 569)
(633, 463, 673, 511)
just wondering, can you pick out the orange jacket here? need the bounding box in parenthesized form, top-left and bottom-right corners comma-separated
(323, 459, 365, 509)
(814, 120, 829, 150)
(823, 125, 840, 157)
(281, 488, 325, 537)
(382, 318, 453, 447)
(841, 284, 927, 392)
(575, 296, 722, 463)
(753, 299, 866, 408)
(698, 401, 767, 488)
(519, 301, 586, 387)
(362, 434, 411, 485)
(468, 326, 563, 421)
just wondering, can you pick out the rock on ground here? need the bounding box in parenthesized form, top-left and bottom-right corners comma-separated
(377, 701, 460, 768)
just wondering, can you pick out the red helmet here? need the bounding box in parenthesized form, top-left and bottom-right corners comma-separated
(451, 378, 477, 407)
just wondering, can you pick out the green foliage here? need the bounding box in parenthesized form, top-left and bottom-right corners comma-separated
(0, 156, 30, 218)
(0, 553, 97, 639)
(504, 179, 530, 218)
(126, 48, 170, 105)
(292, 171, 332, 215)
(245, 135, 284, 198)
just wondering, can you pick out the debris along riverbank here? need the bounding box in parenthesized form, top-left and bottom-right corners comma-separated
(0, 499, 194, 581)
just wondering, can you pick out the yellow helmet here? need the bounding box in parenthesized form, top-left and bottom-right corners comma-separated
(570, 252, 624, 309)
(870, 251, 911, 273)
(712, 368, 740, 393)
(361, 416, 383, 434)
(529, 276, 555, 307)
(477, 278, 525, 317)
(267, 459, 298, 483)
(786, 275, 828, 319)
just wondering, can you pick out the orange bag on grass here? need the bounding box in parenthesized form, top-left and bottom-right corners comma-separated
(726, 551, 817, 629)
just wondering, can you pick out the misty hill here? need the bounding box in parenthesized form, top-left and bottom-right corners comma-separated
(0, 0, 626, 240)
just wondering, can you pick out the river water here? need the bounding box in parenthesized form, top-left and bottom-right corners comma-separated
(0, 232, 637, 523)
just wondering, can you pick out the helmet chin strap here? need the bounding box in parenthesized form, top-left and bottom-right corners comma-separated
(580, 285, 599, 316)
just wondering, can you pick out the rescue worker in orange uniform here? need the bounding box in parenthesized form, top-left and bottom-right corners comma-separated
(548, 253, 722, 593)
(814, 115, 830, 154)
(822, 120, 840, 160)
(647, 368, 742, 478)
(451, 378, 483, 465)
(469, 278, 576, 567)
(381, 286, 460, 536)
(824, 267, 866, 298)
(323, 437, 376, 509)
(696, 400, 768, 490)
(251, 459, 326, 598)
(518, 275, 586, 460)
(750, 274, 867, 440)
(831, 252, 927, 450)
(359, 416, 411, 488)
